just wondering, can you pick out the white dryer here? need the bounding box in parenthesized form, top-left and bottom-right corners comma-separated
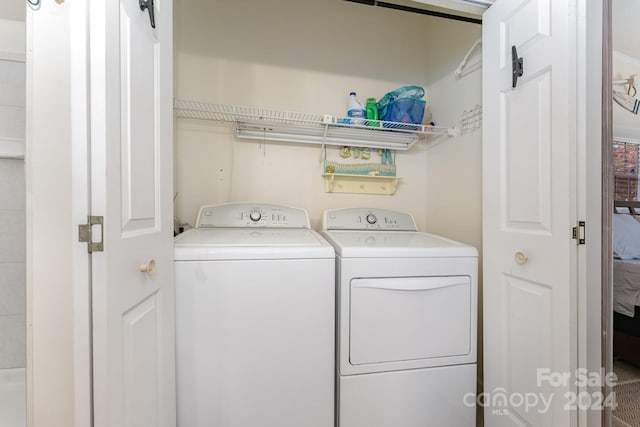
(321, 208, 478, 427)
(174, 203, 335, 427)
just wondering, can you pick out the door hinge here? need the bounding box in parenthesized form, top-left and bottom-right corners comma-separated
(78, 216, 104, 253)
(572, 221, 586, 245)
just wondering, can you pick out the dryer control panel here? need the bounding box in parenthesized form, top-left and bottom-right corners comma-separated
(323, 208, 417, 231)
(196, 203, 310, 229)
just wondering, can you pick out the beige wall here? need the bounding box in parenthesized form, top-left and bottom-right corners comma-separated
(0, 1, 25, 22)
(424, 39, 482, 386)
(174, 0, 482, 236)
(424, 60, 482, 248)
(174, 3, 484, 394)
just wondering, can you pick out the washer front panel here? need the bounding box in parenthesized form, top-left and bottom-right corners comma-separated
(175, 258, 335, 427)
(323, 207, 417, 231)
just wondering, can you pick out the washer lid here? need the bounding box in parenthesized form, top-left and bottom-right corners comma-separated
(174, 228, 335, 260)
(321, 230, 478, 258)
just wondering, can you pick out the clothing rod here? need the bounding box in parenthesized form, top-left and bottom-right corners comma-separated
(343, 0, 482, 25)
(454, 38, 482, 78)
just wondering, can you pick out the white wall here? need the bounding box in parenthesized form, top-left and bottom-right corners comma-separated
(0, 7, 26, 374)
(26, 1, 77, 425)
(0, 19, 25, 62)
(582, 3, 603, 426)
(424, 59, 482, 386)
(612, 0, 640, 135)
(174, 0, 482, 234)
(613, 51, 640, 134)
(0, 59, 26, 370)
(425, 63, 482, 248)
(0, 58, 25, 158)
(0, 160, 24, 368)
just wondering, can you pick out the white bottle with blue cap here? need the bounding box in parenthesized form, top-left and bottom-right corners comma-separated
(347, 92, 366, 125)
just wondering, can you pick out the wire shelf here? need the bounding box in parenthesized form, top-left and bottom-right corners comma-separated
(173, 99, 456, 151)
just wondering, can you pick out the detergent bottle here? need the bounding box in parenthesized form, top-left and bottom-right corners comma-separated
(347, 92, 366, 125)
(365, 97, 379, 127)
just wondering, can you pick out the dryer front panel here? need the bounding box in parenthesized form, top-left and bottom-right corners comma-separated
(337, 256, 478, 375)
(349, 276, 472, 365)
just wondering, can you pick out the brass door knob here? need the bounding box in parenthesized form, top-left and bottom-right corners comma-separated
(139, 259, 156, 276)
(514, 251, 528, 265)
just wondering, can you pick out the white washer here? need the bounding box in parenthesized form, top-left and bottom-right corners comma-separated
(174, 203, 335, 427)
(321, 208, 478, 427)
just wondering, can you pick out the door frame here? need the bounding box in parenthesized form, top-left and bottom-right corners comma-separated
(25, 1, 93, 425)
(602, 0, 613, 426)
(23, 0, 610, 425)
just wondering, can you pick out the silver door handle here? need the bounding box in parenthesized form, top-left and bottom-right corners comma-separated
(352, 277, 469, 291)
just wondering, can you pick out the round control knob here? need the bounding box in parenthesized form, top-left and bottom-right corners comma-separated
(366, 214, 377, 225)
(249, 211, 262, 222)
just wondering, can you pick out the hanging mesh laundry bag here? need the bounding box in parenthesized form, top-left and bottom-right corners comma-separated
(377, 86, 426, 127)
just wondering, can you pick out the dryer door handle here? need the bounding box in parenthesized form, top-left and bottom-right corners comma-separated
(351, 277, 469, 292)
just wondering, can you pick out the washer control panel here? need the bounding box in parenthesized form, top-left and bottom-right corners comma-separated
(196, 203, 310, 229)
(323, 208, 417, 231)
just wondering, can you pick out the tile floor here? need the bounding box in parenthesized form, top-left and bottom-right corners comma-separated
(0, 368, 25, 427)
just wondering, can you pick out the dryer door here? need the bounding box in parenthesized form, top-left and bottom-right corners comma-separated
(349, 276, 472, 367)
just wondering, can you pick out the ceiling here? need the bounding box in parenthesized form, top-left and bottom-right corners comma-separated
(0, 1, 624, 49)
(0, 1, 25, 21)
(613, 0, 640, 59)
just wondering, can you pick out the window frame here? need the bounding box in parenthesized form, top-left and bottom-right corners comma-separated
(613, 127, 640, 202)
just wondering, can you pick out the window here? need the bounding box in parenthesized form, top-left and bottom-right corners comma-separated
(613, 139, 640, 201)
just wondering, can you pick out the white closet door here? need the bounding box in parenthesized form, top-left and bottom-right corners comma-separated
(483, 0, 577, 425)
(89, 0, 175, 426)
